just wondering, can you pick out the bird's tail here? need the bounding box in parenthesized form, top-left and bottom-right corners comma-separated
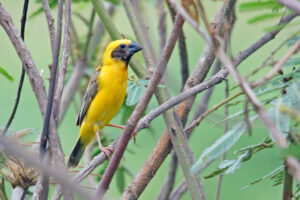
(67, 138, 85, 168)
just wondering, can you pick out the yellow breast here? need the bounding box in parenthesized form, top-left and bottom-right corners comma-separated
(85, 61, 128, 128)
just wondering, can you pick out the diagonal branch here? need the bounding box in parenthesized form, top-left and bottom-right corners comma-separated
(95, 14, 185, 199)
(2, 0, 29, 136)
(278, 0, 300, 14)
(0, 3, 47, 115)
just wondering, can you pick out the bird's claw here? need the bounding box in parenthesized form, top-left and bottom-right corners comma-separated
(100, 146, 113, 160)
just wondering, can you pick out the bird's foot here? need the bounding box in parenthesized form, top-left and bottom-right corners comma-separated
(96, 130, 113, 160)
(100, 146, 113, 160)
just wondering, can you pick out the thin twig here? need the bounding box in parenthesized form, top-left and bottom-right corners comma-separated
(157, 153, 178, 200)
(95, 14, 185, 199)
(251, 38, 300, 88)
(185, 90, 242, 133)
(167, 0, 212, 44)
(156, 0, 167, 54)
(217, 46, 288, 148)
(2, 0, 29, 136)
(20, 186, 28, 200)
(41, 0, 55, 54)
(286, 156, 300, 184)
(215, 80, 229, 200)
(167, 112, 206, 200)
(83, 9, 96, 57)
(40, 0, 64, 158)
(166, 1, 189, 90)
(53, 0, 72, 123)
(283, 164, 293, 200)
(0, 3, 47, 114)
(136, 70, 229, 132)
(39, 0, 64, 197)
(169, 159, 214, 200)
(58, 58, 87, 123)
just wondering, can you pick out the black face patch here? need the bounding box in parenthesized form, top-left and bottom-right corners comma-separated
(111, 44, 131, 65)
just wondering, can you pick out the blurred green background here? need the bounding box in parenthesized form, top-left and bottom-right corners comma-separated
(0, 0, 296, 199)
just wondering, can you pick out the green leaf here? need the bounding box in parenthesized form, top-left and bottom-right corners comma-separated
(204, 165, 229, 179)
(191, 116, 257, 174)
(248, 12, 283, 24)
(235, 138, 274, 154)
(226, 151, 252, 174)
(0, 67, 13, 82)
(282, 58, 300, 68)
(241, 165, 284, 190)
(239, 1, 282, 12)
(116, 166, 125, 193)
(126, 82, 145, 106)
(205, 151, 251, 179)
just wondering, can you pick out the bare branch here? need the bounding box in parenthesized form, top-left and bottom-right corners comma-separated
(52, 139, 119, 200)
(41, 0, 55, 54)
(282, 163, 293, 200)
(53, 0, 72, 123)
(135, 69, 227, 132)
(58, 58, 87, 123)
(149, 12, 297, 199)
(215, 80, 229, 200)
(157, 153, 178, 200)
(0, 3, 47, 114)
(287, 157, 300, 184)
(40, 0, 64, 158)
(167, 0, 211, 44)
(251, 38, 300, 88)
(278, 0, 300, 14)
(2, 0, 29, 136)
(156, 0, 167, 53)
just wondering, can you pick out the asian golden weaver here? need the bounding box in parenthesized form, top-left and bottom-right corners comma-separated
(67, 39, 142, 168)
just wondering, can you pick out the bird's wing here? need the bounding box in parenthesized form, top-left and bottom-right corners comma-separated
(76, 68, 101, 126)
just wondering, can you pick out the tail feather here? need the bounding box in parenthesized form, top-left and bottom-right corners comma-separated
(68, 139, 85, 168)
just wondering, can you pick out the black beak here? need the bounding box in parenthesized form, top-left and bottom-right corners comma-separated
(128, 42, 142, 55)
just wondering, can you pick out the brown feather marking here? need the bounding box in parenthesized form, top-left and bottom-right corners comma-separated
(76, 68, 101, 126)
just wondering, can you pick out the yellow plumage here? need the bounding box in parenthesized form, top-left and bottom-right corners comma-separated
(68, 39, 142, 168)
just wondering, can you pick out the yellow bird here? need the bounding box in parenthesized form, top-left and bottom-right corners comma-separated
(68, 39, 142, 168)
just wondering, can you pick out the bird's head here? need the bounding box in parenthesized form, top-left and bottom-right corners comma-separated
(102, 39, 142, 65)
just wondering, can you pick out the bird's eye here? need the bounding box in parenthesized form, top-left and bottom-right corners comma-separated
(120, 44, 126, 48)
